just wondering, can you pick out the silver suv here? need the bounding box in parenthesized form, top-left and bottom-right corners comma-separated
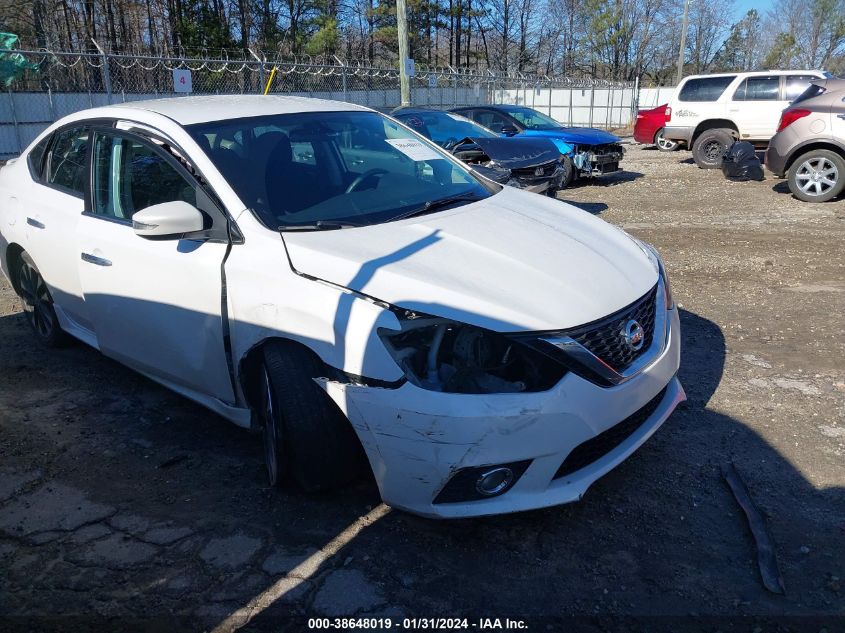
(766, 79, 845, 203)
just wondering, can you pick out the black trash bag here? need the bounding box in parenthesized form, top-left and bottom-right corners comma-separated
(721, 141, 764, 182)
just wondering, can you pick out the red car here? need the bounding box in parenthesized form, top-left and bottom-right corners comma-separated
(634, 103, 680, 151)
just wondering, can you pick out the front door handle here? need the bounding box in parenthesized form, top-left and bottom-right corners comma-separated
(26, 217, 45, 229)
(81, 252, 112, 267)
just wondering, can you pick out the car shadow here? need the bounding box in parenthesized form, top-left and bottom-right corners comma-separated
(559, 199, 609, 215)
(568, 171, 645, 188)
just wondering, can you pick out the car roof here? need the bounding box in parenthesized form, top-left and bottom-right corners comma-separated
(454, 104, 524, 111)
(680, 70, 825, 82)
(391, 106, 448, 116)
(107, 94, 370, 125)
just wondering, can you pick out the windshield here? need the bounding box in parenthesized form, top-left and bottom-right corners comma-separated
(505, 107, 563, 130)
(393, 110, 497, 148)
(188, 110, 491, 229)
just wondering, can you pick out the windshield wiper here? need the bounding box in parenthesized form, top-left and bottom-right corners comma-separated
(389, 193, 483, 223)
(279, 220, 361, 231)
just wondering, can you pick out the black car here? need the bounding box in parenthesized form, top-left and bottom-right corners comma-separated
(450, 105, 625, 182)
(391, 107, 568, 195)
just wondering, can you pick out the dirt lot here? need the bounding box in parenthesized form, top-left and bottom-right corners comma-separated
(1, 144, 843, 631)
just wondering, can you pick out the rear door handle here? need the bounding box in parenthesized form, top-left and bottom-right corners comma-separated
(26, 217, 45, 229)
(81, 252, 112, 267)
(837, 114, 845, 120)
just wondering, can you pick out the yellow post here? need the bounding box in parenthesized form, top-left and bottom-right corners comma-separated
(263, 66, 278, 95)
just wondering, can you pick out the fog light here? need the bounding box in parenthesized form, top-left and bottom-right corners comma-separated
(433, 460, 531, 504)
(475, 467, 514, 496)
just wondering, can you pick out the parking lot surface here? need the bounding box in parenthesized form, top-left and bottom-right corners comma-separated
(1, 144, 843, 629)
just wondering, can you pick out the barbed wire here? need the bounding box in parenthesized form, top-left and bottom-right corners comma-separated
(5, 47, 634, 88)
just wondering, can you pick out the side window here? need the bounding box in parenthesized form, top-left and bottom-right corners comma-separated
(785, 75, 818, 101)
(473, 110, 512, 133)
(46, 126, 90, 195)
(733, 76, 779, 101)
(92, 132, 196, 221)
(678, 76, 736, 102)
(28, 135, 51, 180)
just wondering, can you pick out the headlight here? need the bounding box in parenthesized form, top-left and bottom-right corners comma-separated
(633, 238, 675, 310)
(378, 312, 566, 394)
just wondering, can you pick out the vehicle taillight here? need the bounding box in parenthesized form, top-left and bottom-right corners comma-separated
(664, 106, 671, 121)
(777, 109, 811, 132)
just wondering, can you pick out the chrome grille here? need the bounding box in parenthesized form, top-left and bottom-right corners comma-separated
(565, 285, 658, 371)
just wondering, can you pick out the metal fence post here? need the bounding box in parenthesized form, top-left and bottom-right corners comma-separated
(91, 40, 113, 104)
(568, 88, 574, 125)
(7, 90, 22, 154)
(47, 86, 56, 122)
(632, 76, 640, 126)
(334, 55, 349, 101)
(588, 84, 595, 128)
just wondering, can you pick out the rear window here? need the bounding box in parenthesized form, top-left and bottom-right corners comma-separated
(27, 135, 50, 180)
(791, 82, 826, 104)
(785, 75, 820, 101)
(678, 76, 736, 102)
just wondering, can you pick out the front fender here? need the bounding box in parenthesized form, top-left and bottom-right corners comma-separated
(225, 219, 405, 401)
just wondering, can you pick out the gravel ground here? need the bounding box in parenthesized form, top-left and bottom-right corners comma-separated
(1, 143, 843, 631)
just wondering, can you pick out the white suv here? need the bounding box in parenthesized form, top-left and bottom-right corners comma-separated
(663, 70, 828, 168)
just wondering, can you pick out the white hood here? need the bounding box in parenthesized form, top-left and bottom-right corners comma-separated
(282, 187, 658, 332)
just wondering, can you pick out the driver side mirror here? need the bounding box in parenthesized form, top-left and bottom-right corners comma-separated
(132, 200, 206, 240)
(500, 126, 519, 136)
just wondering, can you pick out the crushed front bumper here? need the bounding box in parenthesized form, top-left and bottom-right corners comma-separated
(572, 144, 624, 176)
(321, 308, 683, 518)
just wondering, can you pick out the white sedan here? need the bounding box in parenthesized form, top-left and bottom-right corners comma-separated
(0, 96, 684, 518)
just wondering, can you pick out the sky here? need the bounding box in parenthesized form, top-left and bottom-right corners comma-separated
(733, 0, 775, 20)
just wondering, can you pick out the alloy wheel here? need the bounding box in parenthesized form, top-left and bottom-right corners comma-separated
(18, 257, 54, 340)
(655, 131, 678, 151)
(261, 366, 281, 486)
(795, 157, 839, 197)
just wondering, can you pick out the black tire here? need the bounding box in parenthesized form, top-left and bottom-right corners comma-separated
(787, 149, 845, 203)
(557, 155, 576, 190)
(655, 129, 679, 152)
(259, 340, 363, 492)
(16, 252, 66, 348)
(692, 128, 734, 169)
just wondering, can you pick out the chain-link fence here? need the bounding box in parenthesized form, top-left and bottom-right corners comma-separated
(1, 48, 637, 158)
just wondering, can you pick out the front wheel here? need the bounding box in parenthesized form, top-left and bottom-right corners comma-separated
(17, 252, 66, 348)
(655, 129, 679, 152)
(258, 340, 364, 492)
(787, 150, 845, 203)
(692, 128, 734, 169)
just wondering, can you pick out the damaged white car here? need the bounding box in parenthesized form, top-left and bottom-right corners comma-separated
(0, 96, 684, 518)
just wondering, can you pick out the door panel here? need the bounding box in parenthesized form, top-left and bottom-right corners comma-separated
(730, 76, 789, 139)
(24, 126, 92, 333)
(77, 130, 233, 402)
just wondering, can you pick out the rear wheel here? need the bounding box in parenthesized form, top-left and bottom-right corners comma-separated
(655, 129, 679, 152)
(788, 150, 845, 203)
(692, 128, 734, 168)
(258, 340, 363, 491)
(17, 252, 66, 348)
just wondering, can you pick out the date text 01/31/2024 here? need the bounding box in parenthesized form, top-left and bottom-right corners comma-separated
(307, 618, 529, 629)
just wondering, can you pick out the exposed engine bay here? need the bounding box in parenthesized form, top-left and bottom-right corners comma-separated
(378, 313, 566, 394)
